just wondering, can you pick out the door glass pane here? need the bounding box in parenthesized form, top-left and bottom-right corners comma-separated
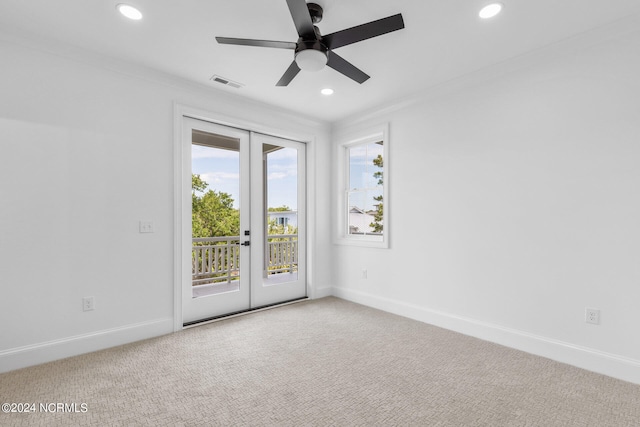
(191, 130, 241, 298)
(264, 144, 298, 285)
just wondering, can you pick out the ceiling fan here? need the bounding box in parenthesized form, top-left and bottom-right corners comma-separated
(216, 0, 405, 86)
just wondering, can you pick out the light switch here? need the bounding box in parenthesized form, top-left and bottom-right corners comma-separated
(139, 221, 155, 233)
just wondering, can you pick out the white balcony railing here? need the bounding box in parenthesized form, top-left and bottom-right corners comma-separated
(192, 234, 298, 286)
(192, 236, 240, 286)
(265, 234, 298, 275)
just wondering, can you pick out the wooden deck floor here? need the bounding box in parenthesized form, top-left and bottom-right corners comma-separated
(191, 272, 299, 298)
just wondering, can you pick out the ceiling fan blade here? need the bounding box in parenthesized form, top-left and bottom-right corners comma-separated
(326, 51, 370, 84)
(286, 0, 316, 40)
(322, 14, 404, 50)
(276, 61, 301, 86)
(216, 37, 297, 50)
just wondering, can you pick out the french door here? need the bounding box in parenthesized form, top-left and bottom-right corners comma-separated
(182, 117, 306, 325)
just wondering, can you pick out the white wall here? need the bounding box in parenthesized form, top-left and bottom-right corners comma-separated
(3, 18, 638, 384)
(331, 22, 640, 384)
(0, 32, 332, 372)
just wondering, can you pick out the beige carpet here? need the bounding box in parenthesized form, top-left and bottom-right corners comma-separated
(1, 297, 639, 426)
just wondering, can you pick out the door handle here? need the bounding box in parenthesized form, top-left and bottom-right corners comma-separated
(241, 241, 250, 246)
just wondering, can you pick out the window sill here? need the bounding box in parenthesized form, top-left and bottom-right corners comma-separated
(333, 236, 389, 249)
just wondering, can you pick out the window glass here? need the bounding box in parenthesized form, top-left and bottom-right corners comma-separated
(335, 125, 388, 248)
(347, 141, 384, 236)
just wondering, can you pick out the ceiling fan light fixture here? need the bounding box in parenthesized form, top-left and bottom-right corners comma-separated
(216, 0, 405, 86)
(295, 49, 328, 72)
(117, 4, 143, 20)
(479, 3, 503, 19)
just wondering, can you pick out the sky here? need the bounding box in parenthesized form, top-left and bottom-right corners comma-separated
(192, 144, 298, 210)
(192, 140, 383, 213)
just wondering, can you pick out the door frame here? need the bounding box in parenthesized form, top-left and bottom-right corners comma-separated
(250, 132, 307, 308)
(173, 103, 315, 331)
(182, 118, 252, 324)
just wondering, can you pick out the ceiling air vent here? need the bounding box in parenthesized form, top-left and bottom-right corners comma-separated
(210, 74, 244, 89)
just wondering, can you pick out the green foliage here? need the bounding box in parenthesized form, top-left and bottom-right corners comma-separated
(192, 174, 239, 238)
(192, 174, 299, 239)
(370, 154, 384, 233)
(192, 174, 208, 193)
(267, 205, 291, 212)
(267, 206, 297, 236)
(371, 196, 383, 233)
(267, 218, 297, 236)
(373, 154, 383, 185)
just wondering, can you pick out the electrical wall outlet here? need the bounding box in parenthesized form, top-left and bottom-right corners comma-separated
(82, 296, 95, 312)
(362, 269, 367, 279)
(585, 308, 600, 325)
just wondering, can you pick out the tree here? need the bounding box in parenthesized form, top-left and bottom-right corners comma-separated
(192, 174, 208, 194)
(267, 205, 296, 234)
(370, 154, 383, 233)
(192, 174, 239, 238)
(267, 205, 291, 212)
(267, 218, 297, 236)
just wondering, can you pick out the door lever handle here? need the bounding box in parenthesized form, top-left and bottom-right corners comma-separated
(241, 241, 250, 246)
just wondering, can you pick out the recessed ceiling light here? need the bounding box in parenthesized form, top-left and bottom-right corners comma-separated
(321, 88, 334, 96)
(479, 3, 503, 19)
(117, 4, 143, 20)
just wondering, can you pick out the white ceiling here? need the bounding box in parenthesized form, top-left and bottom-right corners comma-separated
(2, 0, 640, 122)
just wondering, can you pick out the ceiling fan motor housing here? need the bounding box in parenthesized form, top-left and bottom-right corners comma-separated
(307, 3, 323, 24)
(293, 2, 327, 71)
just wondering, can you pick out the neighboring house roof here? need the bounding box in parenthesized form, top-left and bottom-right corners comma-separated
(349, 206, 380, 234)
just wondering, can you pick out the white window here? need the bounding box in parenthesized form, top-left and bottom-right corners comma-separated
(335, 124, 389, 248)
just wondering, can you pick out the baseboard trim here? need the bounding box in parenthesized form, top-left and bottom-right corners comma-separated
(0, 318, 174, 373)
(312, 286, 333, 299)
(331, 286, 640, 385)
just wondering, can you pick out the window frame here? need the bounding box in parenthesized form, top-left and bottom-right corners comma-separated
(334, 123, 389, 248)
